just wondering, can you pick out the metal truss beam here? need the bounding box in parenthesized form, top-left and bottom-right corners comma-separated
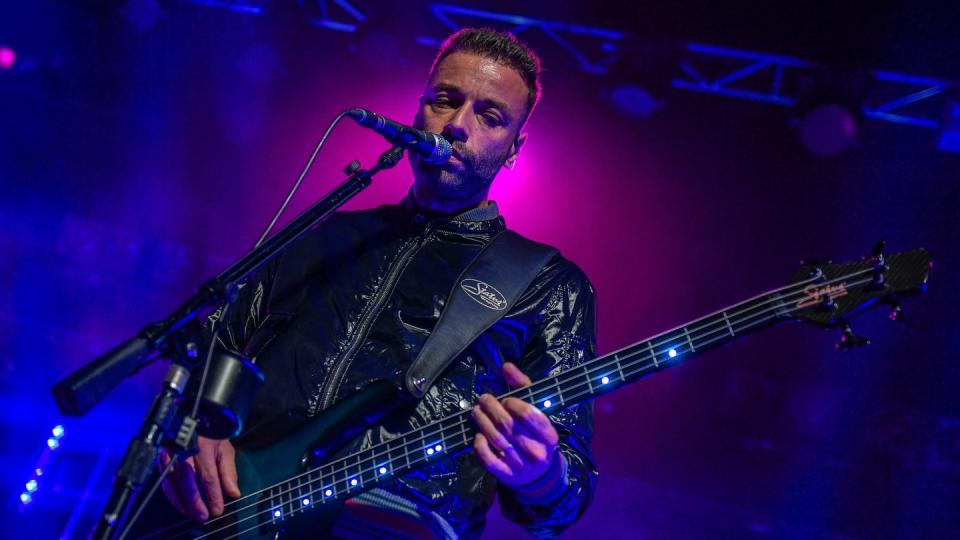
(673, 42, 956, 132)
(421, 3, 625, 74)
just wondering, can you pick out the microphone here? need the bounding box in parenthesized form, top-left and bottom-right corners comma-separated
(347, 108, 452, 165)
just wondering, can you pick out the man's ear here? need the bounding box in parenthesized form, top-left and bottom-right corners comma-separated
(503, 132, 528, 170)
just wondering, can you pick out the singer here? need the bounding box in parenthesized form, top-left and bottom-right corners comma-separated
(159, 28, 598, 539)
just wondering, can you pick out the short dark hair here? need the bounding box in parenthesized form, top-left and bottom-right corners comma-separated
(429, 28, 543, 120)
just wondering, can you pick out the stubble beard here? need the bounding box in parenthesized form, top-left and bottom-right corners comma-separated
(412, 140, 511, 204)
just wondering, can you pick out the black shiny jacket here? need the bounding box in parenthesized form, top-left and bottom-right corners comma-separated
(210, 198, 599, 539)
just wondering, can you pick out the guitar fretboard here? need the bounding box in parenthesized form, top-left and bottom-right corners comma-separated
(258, 279, 813, 523)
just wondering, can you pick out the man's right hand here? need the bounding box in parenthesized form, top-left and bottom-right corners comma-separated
(161, 436, 241, 522)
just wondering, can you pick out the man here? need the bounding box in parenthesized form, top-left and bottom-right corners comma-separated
(161, 28, 598, 539)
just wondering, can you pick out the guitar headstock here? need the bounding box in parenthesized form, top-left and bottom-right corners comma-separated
(787, 243, 931, 349)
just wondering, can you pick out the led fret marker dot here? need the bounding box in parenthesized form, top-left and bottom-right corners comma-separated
(426, 448, 435, 455)
(379, 466, 388, 474)
(325, 489, 333, 497)
(303, 498, 310, 506)
(273, 510, 282, 518)
(543, 399, 552, 409)
(350, 478, 358, 486)
(601, 376, 610, 385)
(668, 348, 678, 358)
(434, 444, 443, 452)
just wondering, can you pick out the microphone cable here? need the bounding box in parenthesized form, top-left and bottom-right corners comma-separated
(118, 109, 352, 540)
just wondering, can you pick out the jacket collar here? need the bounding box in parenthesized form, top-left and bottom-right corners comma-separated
(398, 190, 507, 235)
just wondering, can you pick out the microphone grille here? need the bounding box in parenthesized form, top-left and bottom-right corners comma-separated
(428, 135, 453, 165)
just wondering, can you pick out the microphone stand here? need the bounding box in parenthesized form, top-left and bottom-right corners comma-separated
(51, 145, 406, 540)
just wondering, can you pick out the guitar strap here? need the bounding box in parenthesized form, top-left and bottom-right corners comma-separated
(404, 229, 558, 398)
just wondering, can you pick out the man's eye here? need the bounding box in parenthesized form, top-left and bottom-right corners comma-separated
(432, 97, 452, 108)
(482, 113, 502, 126)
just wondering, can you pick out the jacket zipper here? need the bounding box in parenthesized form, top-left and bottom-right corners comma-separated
(317, 230, 432, 411)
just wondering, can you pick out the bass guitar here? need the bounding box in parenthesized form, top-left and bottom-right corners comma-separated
(141, 245, 931, 539)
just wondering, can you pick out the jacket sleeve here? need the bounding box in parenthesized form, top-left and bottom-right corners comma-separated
(497, 265, 600, 538)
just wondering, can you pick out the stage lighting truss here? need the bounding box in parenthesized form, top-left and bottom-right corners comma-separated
(672, 42, 957, 138)
(421, 3, 625, 74)
(179, 0, 366, 32)
(177, 0, 269, 15)
(297, 0, 365, 32)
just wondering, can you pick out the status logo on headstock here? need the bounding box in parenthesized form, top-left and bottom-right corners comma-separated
(797, 282, 849, 309)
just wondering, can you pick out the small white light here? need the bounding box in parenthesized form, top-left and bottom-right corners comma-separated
(20, 492, 32, 505)
(302, 498, 310, 506)
(325, 489, 333, 497)
(379, 466, 387, 474)
(273, 509, 282, 518)
(46, 438, 59, 450)
(25, 480, 37, 492)
(52, 425, 65, 438)
(350, 478, 358, 486)
(426, 448, 435, 456)
(601, 376, 610, 385)
(35, 468, 43, 477)
(434, 444, 442, 452)
(543, 399, 552, 408)
(668, 348, 677, 358)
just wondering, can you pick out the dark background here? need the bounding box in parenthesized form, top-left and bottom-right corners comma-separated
(2, 1, 958, 538)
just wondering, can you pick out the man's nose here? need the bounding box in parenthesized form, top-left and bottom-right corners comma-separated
(442, 107, 470, 142)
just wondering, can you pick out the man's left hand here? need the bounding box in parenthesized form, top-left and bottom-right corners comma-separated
(471, 362, 561, 488)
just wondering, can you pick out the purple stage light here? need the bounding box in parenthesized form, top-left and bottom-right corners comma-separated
(0, 45, 15, 70)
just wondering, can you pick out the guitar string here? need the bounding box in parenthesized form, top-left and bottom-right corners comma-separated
(209, 264, 844, 515)
(186, 269, 878, 539)
(212, 274, 876, 540)
(202, 273, 879, 540)
(187, 267, 875, 538)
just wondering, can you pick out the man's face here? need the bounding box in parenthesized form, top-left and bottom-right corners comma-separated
(410, 52, 530, 206)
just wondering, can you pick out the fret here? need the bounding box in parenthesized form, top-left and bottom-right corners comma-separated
(459, 417, 471, 449)
(683, 327, 695, 352)
(614, 352, 625, 382)
(320, 466, 335, 500)
(402, 435, 411, 469)
(647, 340, 658, 368)
(288, 476, 298, 515)
(583, 366, 595, 395)
(722, 311, 735, 337)
(553, 376, 563, 407)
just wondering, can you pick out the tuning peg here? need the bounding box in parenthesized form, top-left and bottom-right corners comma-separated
(889, 302, 909, 327)
(836, 324, 870, 351)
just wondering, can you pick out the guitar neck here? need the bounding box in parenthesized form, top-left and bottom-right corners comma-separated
(260, 279, 808, 519)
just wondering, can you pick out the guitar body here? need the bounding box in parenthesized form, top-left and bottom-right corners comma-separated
(139, 379, 403, 539)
